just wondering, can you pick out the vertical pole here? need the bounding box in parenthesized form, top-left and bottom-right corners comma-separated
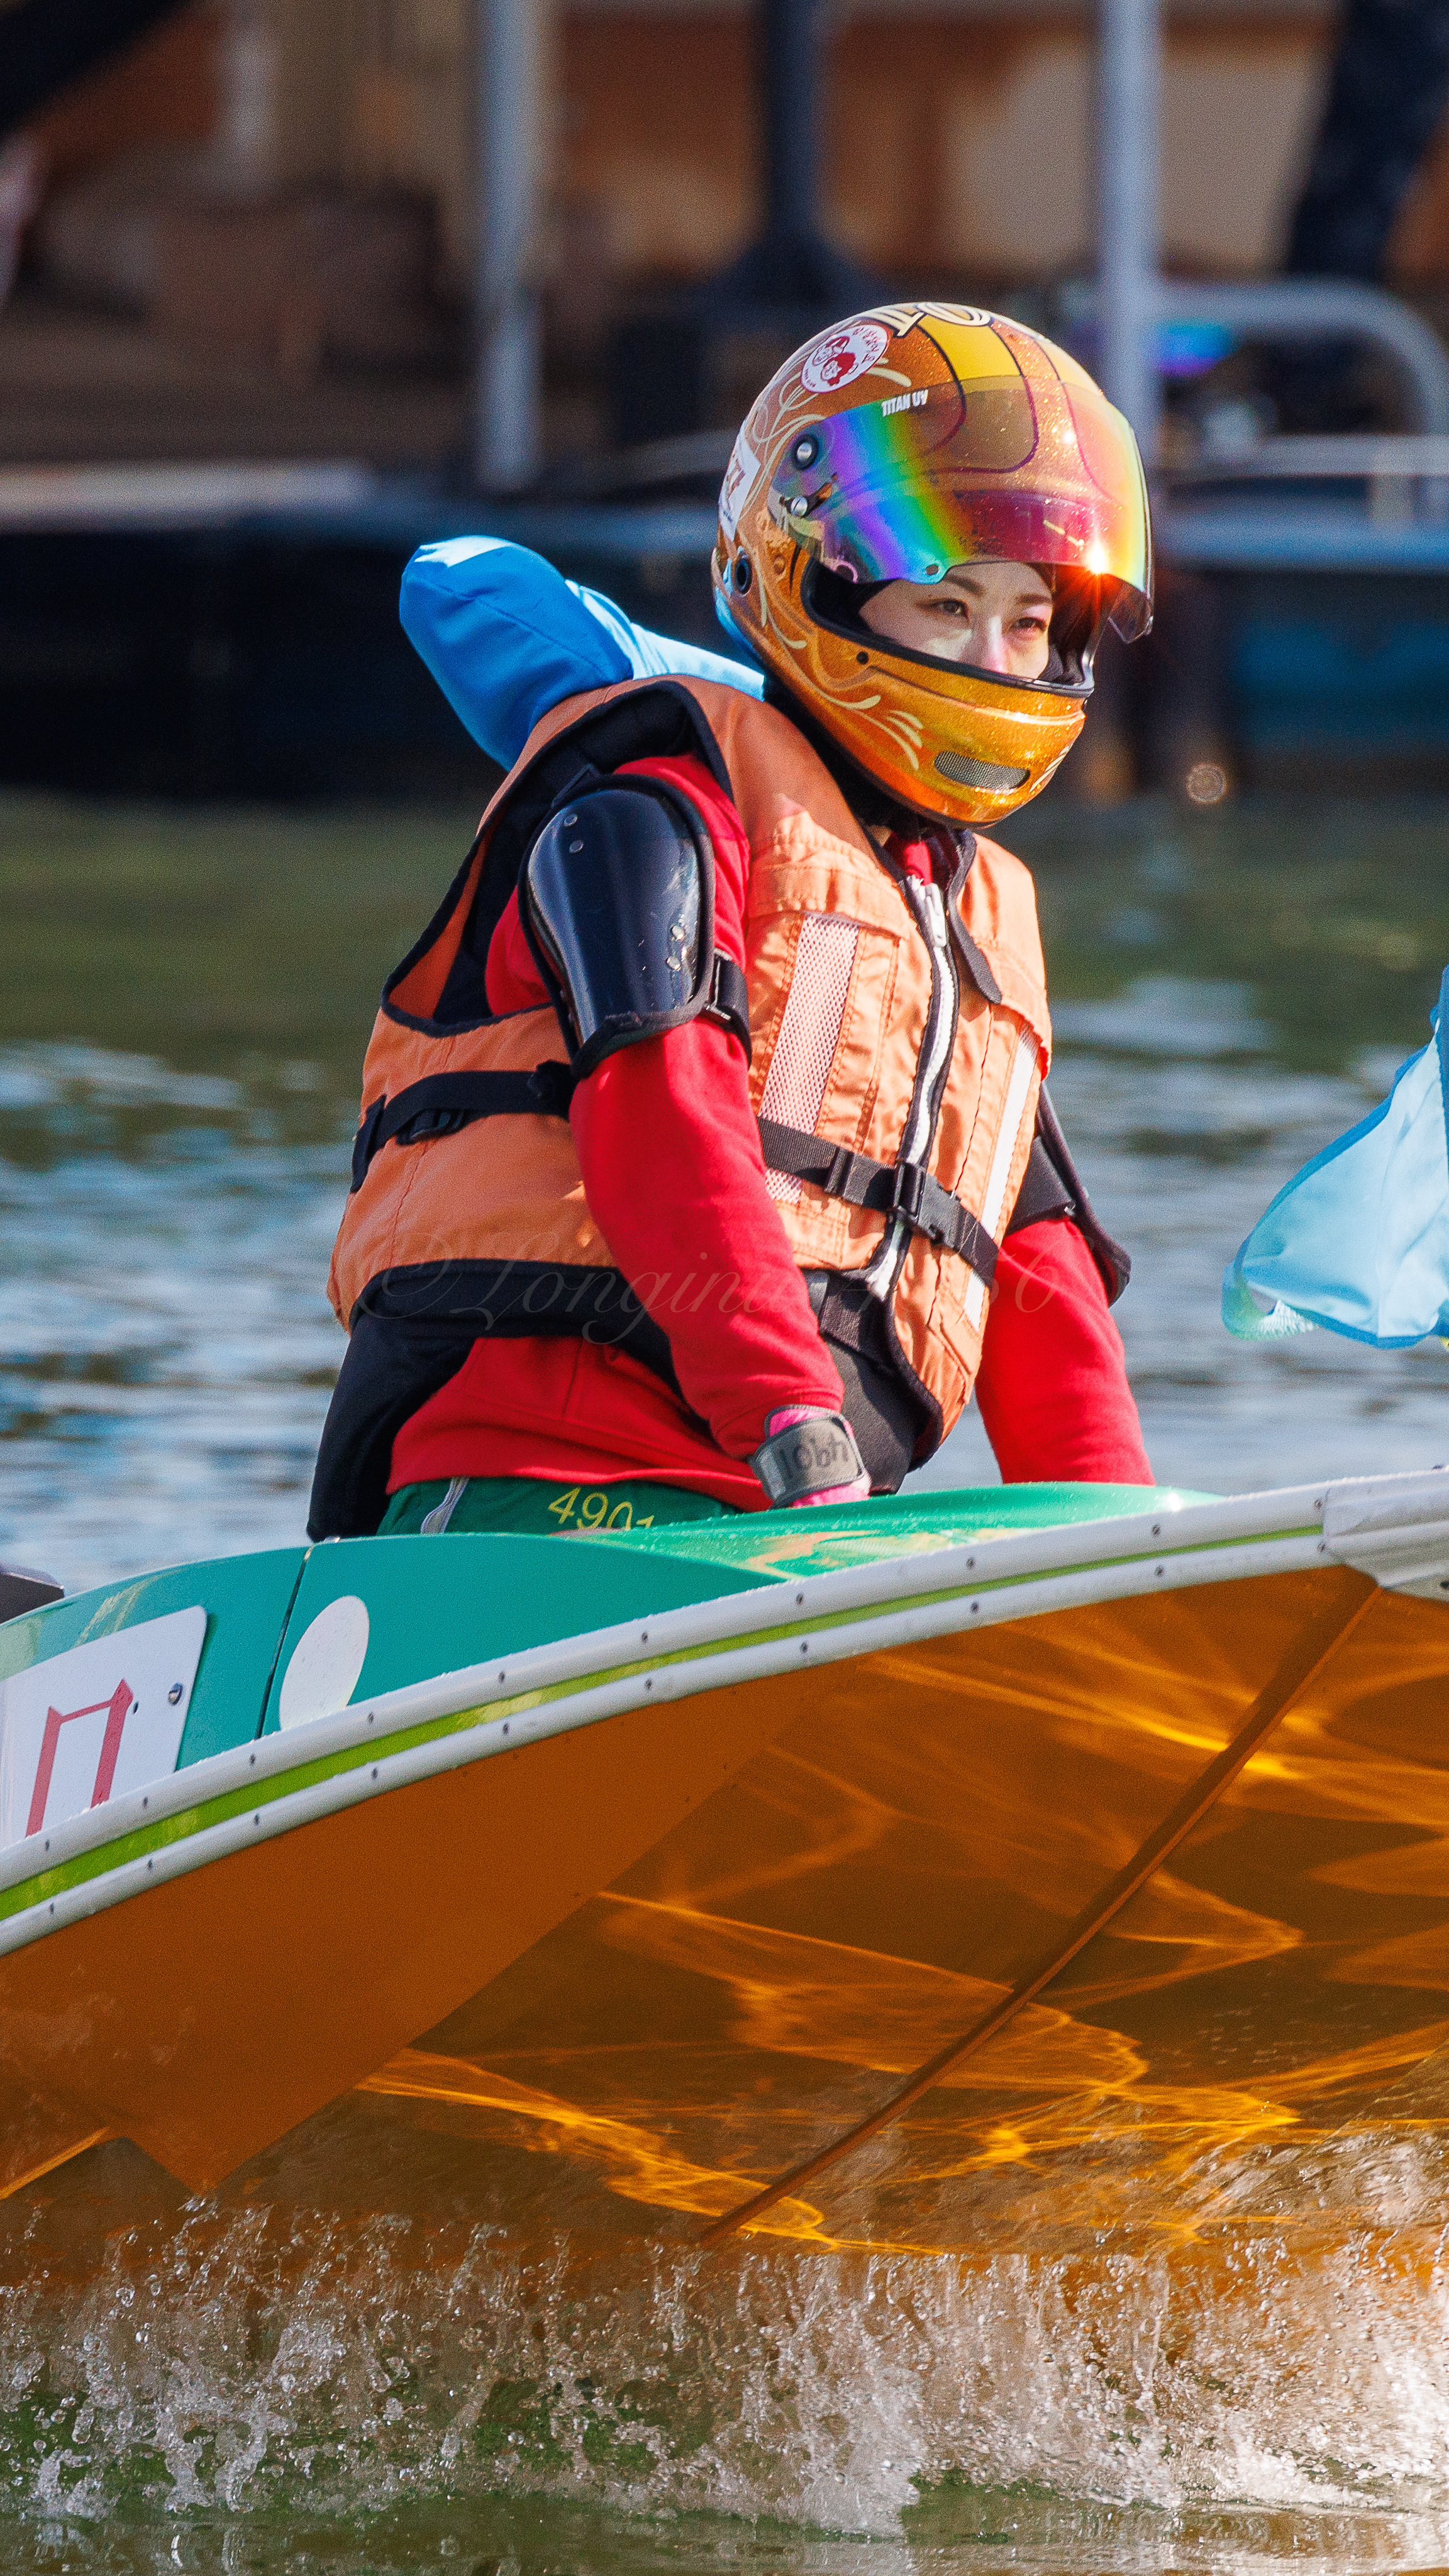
(1097, 0, 1162, 462)
(763, 0, 822, 256)
(474, 0, 545, 492)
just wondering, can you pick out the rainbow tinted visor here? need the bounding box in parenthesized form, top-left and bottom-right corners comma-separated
(770, 375, 1153, 642)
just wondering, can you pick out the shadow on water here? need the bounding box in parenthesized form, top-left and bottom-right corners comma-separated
(8, 792, 1449, 2569)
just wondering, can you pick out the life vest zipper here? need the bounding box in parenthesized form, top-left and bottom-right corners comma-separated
(860, 861, 962, 1302)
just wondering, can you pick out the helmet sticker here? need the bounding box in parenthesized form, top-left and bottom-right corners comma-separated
(719, 428, 763, 538)
(801, 320, 891, 396)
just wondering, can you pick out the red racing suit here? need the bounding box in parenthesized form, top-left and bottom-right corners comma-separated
(387, 752, 1151, 1504)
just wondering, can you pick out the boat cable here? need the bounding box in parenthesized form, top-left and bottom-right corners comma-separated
(699, 1571, 1379, 2246)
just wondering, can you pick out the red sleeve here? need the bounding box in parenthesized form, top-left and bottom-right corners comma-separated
(975, 1217, 1153, 1486)
(487, 752, 844, 1459)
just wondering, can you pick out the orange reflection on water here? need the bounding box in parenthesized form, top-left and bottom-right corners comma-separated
(358, 2049, 832, 2238)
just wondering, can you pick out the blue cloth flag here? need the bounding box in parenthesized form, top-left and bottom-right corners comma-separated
(1224, 967, 1449, 1346)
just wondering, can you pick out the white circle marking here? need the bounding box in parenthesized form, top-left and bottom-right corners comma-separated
(278, 1595, 371, 1730)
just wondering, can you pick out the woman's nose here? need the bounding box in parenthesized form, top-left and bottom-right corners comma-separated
(975, 622, 1013, 674)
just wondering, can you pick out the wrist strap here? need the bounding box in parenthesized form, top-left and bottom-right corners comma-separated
(751, 1413, 866, 1507)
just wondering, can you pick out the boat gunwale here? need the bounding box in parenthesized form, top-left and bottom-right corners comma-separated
(0, 1482, 1355, 1962)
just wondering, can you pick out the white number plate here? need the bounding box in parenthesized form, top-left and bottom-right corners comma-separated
(0, 1607, 207, 1852)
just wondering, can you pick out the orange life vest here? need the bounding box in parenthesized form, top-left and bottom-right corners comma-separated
(316, 677, 1050, 1533)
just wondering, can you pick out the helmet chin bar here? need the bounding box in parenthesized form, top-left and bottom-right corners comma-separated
(801, 562, 1101, 701)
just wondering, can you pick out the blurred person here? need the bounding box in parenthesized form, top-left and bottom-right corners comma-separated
(0, 135, 43, 304)
(311, 307, 1157, 1543)
(1288, 0, 1449, 286)
(1271, 0, 1449, 427)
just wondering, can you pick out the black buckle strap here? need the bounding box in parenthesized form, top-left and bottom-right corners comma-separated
(349, 959, 748, 1206)
(704, 952, 752, 1058)
(351, 1062, 575, 1193)
(758, 1116, 998, 1289)
(350, 1094, 387, 1193)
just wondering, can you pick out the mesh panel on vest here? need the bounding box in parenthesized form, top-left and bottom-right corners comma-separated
(759, 914, 859, 1206)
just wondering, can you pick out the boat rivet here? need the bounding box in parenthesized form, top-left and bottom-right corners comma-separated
(502, 1723, 509, 1736)
(147, 1860, 153, 1871)
(498, 1670, 506, 1683)
(1151, 1523, 1162, 1538)
(168, 1683, 184, 1706)
(645, 1678, 653, 1690)
(970, 1602, 979, 1616)
(800, 1641, 809, 1655)
(1155, 1563, 1165, 1577)
(253, 1813, 260, 1826)
(641, 1631, 649, 1642)
(371, 1767, 379, 1779)
(142, 1797, 148, 1808)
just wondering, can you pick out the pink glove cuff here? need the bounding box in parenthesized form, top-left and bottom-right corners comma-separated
(755, 1409, 871, 1509)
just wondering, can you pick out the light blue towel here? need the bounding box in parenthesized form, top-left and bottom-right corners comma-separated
(1223, 966, 1449, 1346)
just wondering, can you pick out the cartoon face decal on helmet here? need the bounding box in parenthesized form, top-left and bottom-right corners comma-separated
(799, 320, 891, 396)
(713, 304, 1154, 828)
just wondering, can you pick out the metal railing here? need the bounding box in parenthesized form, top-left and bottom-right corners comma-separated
(1164, 432, 1449, 507)
(1062, 275, 1449, 437)
(1159, 279, 1449, 435)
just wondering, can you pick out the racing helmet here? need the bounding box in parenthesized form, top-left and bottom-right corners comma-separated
(713, 303, 1153, 827)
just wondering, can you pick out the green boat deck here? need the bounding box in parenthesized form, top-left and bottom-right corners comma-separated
(0, 1485, 1214, 1777)
(597, 1482, 1213, 1579)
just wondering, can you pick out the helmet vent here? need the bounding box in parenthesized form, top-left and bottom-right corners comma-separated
(935, 750, 1031, 792)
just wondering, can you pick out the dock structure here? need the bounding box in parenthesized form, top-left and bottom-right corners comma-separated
(3, 0, 1449, 795)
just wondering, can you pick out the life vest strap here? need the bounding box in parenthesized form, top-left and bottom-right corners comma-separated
(757, 1118, 999, 1287)
(352, 958, 751, 1197)
(351, 1065, 998, 1292)
(350, 1061, 576, 1192)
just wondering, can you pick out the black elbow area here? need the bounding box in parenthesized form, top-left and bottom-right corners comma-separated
(1006, 1085, 1133, 1303)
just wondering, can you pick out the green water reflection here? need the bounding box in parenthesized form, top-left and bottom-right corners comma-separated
(0, 793, 475, 1129)
(1024, 795, 1448, 1067)
(6, 789, 1447, 1083)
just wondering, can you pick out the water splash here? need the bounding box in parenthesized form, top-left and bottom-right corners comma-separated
(6, 2143, 1449, 2568)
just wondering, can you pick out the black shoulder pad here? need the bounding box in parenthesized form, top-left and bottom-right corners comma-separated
(521, 777, 724, 1079)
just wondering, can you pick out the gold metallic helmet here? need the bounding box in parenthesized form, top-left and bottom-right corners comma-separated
(713, 303, 1153, 827)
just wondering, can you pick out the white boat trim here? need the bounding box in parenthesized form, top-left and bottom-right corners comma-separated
(0, 1474, 1441, 1964)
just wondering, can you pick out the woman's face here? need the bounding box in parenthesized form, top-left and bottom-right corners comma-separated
(860, 559, 1055, 680)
